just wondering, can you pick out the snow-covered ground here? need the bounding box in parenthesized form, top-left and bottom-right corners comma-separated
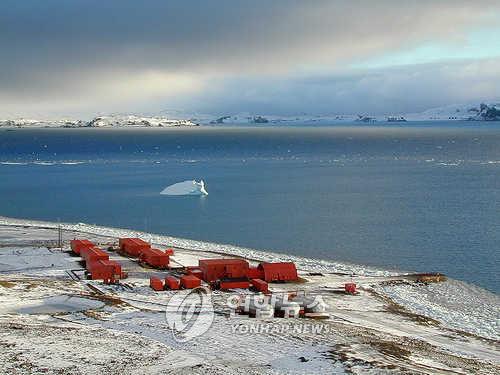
(375, 280, 499, 341)
(0, 216, 498, 374)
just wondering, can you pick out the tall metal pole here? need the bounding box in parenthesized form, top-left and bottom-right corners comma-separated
(144, 217, 151, 244)
(57, 218, 62, 249)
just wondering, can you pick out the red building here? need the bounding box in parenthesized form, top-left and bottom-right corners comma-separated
(258, 262, 298, 282)
(198, 259, 249, 282)
(70, 239, 95, 255)
(250, 278, 269, 293)
(150, 277, 164, 291)
(165, 276, 180, 290)
(344, 283, 357, 294)
(81, 247, 109, 264)
(139, 248, 170, 268)
(180, 274, 201, 289)
(219, 279, 250, 290)
(119, 238, 150, 257)
(86, 259, 125, 283)
(248, 266, 264, 279)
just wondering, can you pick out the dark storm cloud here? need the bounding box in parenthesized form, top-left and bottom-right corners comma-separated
(183, 59, 500, 115)
(1, 0, 302, 83)
(1, 0, 499, 116)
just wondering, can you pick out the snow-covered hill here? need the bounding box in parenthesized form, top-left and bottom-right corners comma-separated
(205, 113, 358, 125)
(86, 115, 197, 127)
(405, 102, 500, 121)
(0, 115, 198, 128)
(199, 102, 500, 125)
(0, 118, 86, 128)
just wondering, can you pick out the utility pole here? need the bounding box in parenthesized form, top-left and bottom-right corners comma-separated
(57, 218, 62, 249)
(144, 217, 151, 245)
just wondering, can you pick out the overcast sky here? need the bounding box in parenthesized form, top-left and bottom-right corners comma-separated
(1, 0, 500, 118)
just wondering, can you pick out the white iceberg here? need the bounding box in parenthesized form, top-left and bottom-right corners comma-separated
(160, 180, 208, 196)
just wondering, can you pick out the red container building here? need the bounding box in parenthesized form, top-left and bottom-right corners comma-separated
(219, 279, 250, 290)
(180, 274, 201, 289)
(150, 277, 164, 291)
(190, 269, 203, 280)
(79, 246, 93, 259)
(344, 283, 357, 294)
(70, 239, 95, 255)
(119, 238, 151, 257)
(81, 247, 109, 264)
(100, 260, 123, 277)
(87, 261, 111, 281)
(165, 275, 180, 290)
(258, 262, 298, 282)
(198, 259, 249, 282)
(87, 260, 124, 281)
(250, 278, 269, 293)
(139, 248, 170, 268)
(248, 266, 264, 280)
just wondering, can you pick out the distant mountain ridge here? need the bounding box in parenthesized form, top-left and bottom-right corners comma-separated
(1, 102, 498, 128)
(203, 101, 500, 124)
(405, 102, 500, 121)
(0, 115, 197, 128)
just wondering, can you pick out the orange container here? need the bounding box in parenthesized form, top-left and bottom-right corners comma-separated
(250, 279, 269, 293)
(219, 279, 250, 290)
(344, 283, 357, 294)
(87, 260, 123, 283)
(165, 275, 180, 290)
(180, 274, 201, 289)
(150, 277, 164, 291)
(190, 269, 203, 279)
(82, 247, 109, 264)
(248, 266, 264, 279)
(139, 248, 169, 268)
(70, 239, 95, 255)
(100, 260, 123, 277)
(119, 238, 151, 257)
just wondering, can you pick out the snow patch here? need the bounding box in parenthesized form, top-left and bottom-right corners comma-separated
(376, 280, 500, 341)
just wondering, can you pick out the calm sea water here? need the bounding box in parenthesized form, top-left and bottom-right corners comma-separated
(1, 123, 499, 292)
